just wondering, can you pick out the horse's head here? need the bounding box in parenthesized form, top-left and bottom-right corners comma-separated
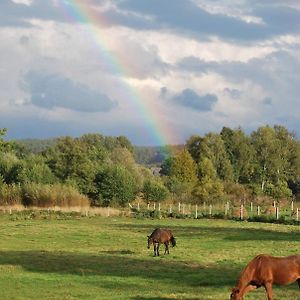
(230, 288, 242, 300)
(147, 235, 153, 249)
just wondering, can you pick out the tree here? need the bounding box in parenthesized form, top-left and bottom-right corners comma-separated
(192, 157, 224, 203)
(169, 149, 197, 184)
(94, 165, 138, 206)
(143, 179, 169, 202)
(221, 127, 255, 183)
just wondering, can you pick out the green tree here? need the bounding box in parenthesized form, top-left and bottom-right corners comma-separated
(94, 165, 138, 206)
(169, 149, 197, 184)
(192, 157, 224, 203)
(221, 127, 255, 183)
(143, 179, 169, 202)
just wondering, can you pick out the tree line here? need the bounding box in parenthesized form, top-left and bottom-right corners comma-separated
(0, 125, 300, 207)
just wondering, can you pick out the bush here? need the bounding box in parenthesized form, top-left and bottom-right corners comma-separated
(94, 165, 138, 206)
(143, 179, 169, 202)
(0, 183, 22, 205)
(21, 183, 90, 207)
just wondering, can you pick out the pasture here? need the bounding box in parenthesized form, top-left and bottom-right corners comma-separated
(0, 215, 298, 299)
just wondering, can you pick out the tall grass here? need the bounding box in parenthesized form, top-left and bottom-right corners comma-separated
(0, 183, 89, 207)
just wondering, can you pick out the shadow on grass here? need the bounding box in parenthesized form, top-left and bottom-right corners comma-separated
(0, 250, 240, 288)
(111, 223, 300, 243)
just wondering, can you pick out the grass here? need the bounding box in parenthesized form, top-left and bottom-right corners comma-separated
(0, 215, 298, 299)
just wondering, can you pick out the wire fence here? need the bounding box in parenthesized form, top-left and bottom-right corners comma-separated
(129, 201, 300, 224)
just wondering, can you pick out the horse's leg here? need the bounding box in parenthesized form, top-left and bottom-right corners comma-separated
(264, 282, 273, 300)
(153, 244, 157, 256)
(157, 243, 160, 256)
(164, 242, 169, 255)
(240, 284, 259, 298)
(297, 279, 300, 288)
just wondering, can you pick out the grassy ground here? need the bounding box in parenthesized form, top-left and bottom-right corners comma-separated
(0, 215, 298, 300)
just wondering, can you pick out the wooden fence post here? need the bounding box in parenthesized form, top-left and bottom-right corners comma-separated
(291, 201, 294, 211)
(250, 202, 253, 212)
(158, 203, 161, 211)
(178, 202, 181, 213)
(147, 203, 150, 210)
(296, 208, 299, 222)
(153, 202, 156, 210)
(240, 204, 244, 220)
(209, 204, 212, 216)
(195, 205, 198, 219)
(169, 204, 172, 214)
(137, 203, 140, 211)
(276, 206, 279, 220)
(257, 206, 260, 216)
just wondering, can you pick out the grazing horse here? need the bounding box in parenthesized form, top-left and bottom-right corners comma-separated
(230, 254, 300, 300)
(147, 228, 176, 256)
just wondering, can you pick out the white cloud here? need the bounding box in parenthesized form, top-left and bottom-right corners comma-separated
(11, 0, 33, 5)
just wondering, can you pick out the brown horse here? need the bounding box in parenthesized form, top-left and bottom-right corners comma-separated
(230, 254, 300, 300)
(147, 228, 176, 256)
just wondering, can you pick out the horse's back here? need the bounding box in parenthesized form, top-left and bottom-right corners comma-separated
(247, 254, 300, 285)
(150, 228, 173, 242)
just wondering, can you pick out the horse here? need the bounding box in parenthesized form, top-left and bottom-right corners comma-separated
(147, 228, 176, 256)
(230, 254, 300, 300)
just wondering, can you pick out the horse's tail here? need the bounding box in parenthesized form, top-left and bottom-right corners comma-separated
(170, 235, 176, 247)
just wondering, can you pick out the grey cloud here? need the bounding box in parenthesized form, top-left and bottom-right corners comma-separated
(24, 71, 118, 113)
(223, 88, 242, 100)
(117, 0, 300, 41)
(263, 97, 272, 105)
(2, 0, 300, 42)
(172, 88, 217, 111)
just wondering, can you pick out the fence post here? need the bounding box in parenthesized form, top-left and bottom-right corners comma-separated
(250, 202, 253, 212)
(158, 203, 161, 211)
(209, 204, 212, 216)
(169, 204, 172, 214)
(276, 207, 279, 220)
(296, 208, 299, 222)
(195, 205, 198, 219)
(257, 206, 260, 216)
(291, 201, 294, 212)
(147, 203, 150, 210)
(178, 202, 181, 213)
(153, 202, 156, 210)
(240, 204, 244, 220)
(137, 203, 140, 211)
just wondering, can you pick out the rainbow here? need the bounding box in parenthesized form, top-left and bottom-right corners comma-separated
(55, 0, 178, 146)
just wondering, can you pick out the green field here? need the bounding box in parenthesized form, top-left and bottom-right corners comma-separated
(0, 215, 299, 300)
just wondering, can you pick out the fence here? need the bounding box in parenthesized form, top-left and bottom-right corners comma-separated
(129, 201, 300, 223)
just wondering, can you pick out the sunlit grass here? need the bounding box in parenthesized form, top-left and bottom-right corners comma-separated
(0, 215, 298, 299)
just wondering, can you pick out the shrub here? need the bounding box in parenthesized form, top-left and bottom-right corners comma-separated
(21, 183, 90, 207)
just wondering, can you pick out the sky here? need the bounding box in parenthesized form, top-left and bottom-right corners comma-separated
(1, 0, 300, 146)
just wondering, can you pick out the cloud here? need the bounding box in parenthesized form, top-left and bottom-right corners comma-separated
(117, 0, 300, 42)
(223, 88, 242, 99)
(23, 71, 118, 113)
(171, 88, 218, 111)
